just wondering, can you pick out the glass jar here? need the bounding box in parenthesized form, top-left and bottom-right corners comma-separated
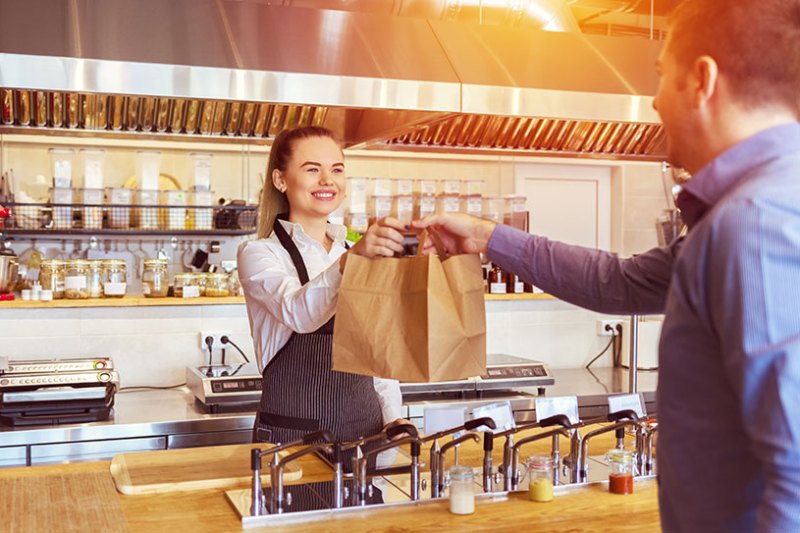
(526, 456, 554, 502)
(606, 449, 634, 495)
(64, 259, 90, 299)
(448, 465, 475, 515)
(102, 259, 127, 298)
(174, 272, 199, 298)
(39, 259, 65, 299)
(204, 272, 229, 297)
(488, 264, 507, 294)
(87, 260, 103, 298)
(193, 273, 207, 296)
(142, 258, 168, 298)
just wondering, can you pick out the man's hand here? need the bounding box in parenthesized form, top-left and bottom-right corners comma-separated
(412, 213, 497, 256)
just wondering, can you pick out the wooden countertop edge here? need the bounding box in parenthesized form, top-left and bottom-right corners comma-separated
(1, 293, 555, 308)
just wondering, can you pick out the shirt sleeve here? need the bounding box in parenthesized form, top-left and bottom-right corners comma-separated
(487, 223, 675, 315)
(373, 377, 402, 425)
(237, 240, 343, 333)
(709, 202, 800, 530)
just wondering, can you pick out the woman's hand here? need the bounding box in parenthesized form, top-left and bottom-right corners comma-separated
(340, 217, 406, 272)
(383, 418, 417, 441)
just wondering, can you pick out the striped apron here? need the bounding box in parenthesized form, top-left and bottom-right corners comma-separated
(253, 214, 384, 470)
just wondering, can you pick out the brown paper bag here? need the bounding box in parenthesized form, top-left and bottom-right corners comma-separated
(332, 231, 486, 382)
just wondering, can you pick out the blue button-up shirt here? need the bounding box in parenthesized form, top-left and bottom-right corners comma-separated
(488, 122, 800, 532)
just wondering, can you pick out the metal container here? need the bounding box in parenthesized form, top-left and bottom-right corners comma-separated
(0, 251, 19, 293)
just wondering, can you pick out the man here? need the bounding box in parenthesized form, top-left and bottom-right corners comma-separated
(415, 0, 800, 530)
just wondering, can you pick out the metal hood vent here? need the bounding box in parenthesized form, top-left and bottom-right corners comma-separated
(0, 0, 665, 159)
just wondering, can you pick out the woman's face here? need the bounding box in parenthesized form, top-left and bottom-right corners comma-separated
(273, 136, 346, 220)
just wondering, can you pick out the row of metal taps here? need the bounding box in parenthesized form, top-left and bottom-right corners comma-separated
(248, 410, 658, 516)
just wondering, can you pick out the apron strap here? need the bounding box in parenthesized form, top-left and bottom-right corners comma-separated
(273, 213, 311, 285)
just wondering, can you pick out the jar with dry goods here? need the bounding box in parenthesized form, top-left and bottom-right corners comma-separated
(64, 259, 91, 299)
(87, 260, 103, 298)
(204, 272, 229, 297)
(102, 259, 127, 298)
(174, 272, 200, 298)
(39, 259, 65, 299)
(142, 258, 168, 298)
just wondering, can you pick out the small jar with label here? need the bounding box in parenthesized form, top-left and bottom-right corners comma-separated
(606, 449, 634, 495)
(87, 260, 103, 298)
(526, 456, 554, 502)
(488, 264, 507, 294)
(204, 273, 229, 297)
(448, 465, 475, 515)
(174, 272, 200, 298)
(64, 259, 90, 299)
(102, 259, 127, 298)
(39, 259, 65, 299)
(142, 258, 169, 297)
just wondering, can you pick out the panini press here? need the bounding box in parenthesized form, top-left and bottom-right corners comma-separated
(0, 356, 119, 426)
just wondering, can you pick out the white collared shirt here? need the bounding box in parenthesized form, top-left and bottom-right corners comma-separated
(237, 218, 401, 424)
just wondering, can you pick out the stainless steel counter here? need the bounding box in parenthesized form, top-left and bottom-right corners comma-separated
(0, 367, 657, 467)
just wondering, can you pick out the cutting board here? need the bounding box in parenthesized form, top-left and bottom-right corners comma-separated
(110, 443, 303, 495)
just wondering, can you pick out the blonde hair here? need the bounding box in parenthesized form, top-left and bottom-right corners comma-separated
(256, 126, 339, 239)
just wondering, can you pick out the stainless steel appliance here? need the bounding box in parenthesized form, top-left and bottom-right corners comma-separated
(185, 354, 554, 413)
(0, 358, 118, 426)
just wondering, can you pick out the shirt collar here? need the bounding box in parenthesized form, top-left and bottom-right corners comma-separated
(682, 122, 800, 209)
(277, 218, 348, 246)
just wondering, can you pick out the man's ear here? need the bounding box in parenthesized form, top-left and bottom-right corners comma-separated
(272, 169, 286, 192)
(692, 55, 719, 108)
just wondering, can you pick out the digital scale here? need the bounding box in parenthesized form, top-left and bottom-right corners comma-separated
(185, 354, 554, 412)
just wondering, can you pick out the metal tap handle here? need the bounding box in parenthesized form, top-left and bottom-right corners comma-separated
(386, 423, 419, 439)
(607, 409, 639, 423)
(465, 417, 497, 432)
(538, 414, 572, 428)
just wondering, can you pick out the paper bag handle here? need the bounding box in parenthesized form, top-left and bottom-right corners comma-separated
(416, 228, 449, 260)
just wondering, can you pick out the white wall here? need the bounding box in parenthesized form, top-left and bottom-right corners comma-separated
(1, 135, 668, 378)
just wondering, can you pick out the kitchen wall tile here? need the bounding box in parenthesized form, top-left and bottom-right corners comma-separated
(623, 196, 672, 230)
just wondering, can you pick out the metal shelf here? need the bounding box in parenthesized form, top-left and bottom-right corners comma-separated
(2, 228, 254, 239)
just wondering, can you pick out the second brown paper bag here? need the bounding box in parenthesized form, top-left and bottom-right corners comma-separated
(332, 237, 486, 383)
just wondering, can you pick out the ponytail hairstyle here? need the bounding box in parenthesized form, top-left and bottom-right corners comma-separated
(256, 125, 340, 239)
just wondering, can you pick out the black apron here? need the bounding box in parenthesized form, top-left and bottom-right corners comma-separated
(253, 214, 384, 464)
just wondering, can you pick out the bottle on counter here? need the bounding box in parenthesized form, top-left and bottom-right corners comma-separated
(142, 258, 169, 297)
(102, 259, 127, 298)
(506, 271, 524, 294)
(606, 449, 634, 495)
(448, 465, 475, 515)
(87, 259, 103, 298)
(488, 264, 507, 294)
(526, 456, 554, 502)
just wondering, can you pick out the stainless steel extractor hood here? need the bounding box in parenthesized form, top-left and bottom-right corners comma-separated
(0, 0, 665, 159)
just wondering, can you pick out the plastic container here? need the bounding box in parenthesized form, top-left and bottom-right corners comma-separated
(465, 180, 484, 196)
(396, 179, 414, 196)
(81, 188, 104, 229)
(483, 196, 506, 223)
(371, 178, 393, 197)
(189, 152, 213, 191)
(49, 187, 74, 229)
(49, 148, 75, 188)
(443, 180, 462, 196)
(102, 259, 127, 298)
(136, 190, 159, 230)
(188, 190, 214, 230)
(107, 187, 133, 229)
(462, 195, 483, 217)
(161, 190, 187, 230)
(174, 272, 200, 298)
(347, 213, 369, 234)
(80, 148, 105, 189)
(135, 150, 161, 190)
(606, 449, 635, 495)
(437, 194, 460, 214)
(448, 465, 475, 515)
(39, 259, 65, 299)
(347, 178, 369, 214)
(393, 195, 414, 226)
(416, 179, 437, 196)
(371, 195, 392, 223)
(204, 273, 229, 297)
(504, 195, 528, 231)
(64, 259, 90, 299)
(142, 258, 168, 297)
(416, 195, 436, 220)
(526, 456, 554, 502)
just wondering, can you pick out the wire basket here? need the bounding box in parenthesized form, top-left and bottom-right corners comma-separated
(2, 202, 258, 234)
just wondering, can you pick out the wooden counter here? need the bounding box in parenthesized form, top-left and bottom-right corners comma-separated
(0, 426, 659, 532)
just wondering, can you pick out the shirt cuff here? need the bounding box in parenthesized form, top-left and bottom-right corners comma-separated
(487, 223, 528, 273)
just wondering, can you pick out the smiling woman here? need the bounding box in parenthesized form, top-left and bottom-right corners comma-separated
(237, 126, 410, 465)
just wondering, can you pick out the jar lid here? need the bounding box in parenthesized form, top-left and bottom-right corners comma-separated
(41, 259, 66, 266)
(174, 273, 194, 282)
(102, 259, 126, 267)
(205, 273, 227, 280)
(143, 258, 168, 265)
(526, 455, 553, 469)
(87, 259, 103, 269)
(606, 449, 634, 464)
(66, 259, 90, 266)
(448, 465, 474, 480)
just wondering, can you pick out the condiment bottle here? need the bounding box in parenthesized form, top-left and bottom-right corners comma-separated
(606, 449, 634, 495)
(448, 465, 475, 515)
(526, 456, 554, 502)
(488, 264, 507, 294)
